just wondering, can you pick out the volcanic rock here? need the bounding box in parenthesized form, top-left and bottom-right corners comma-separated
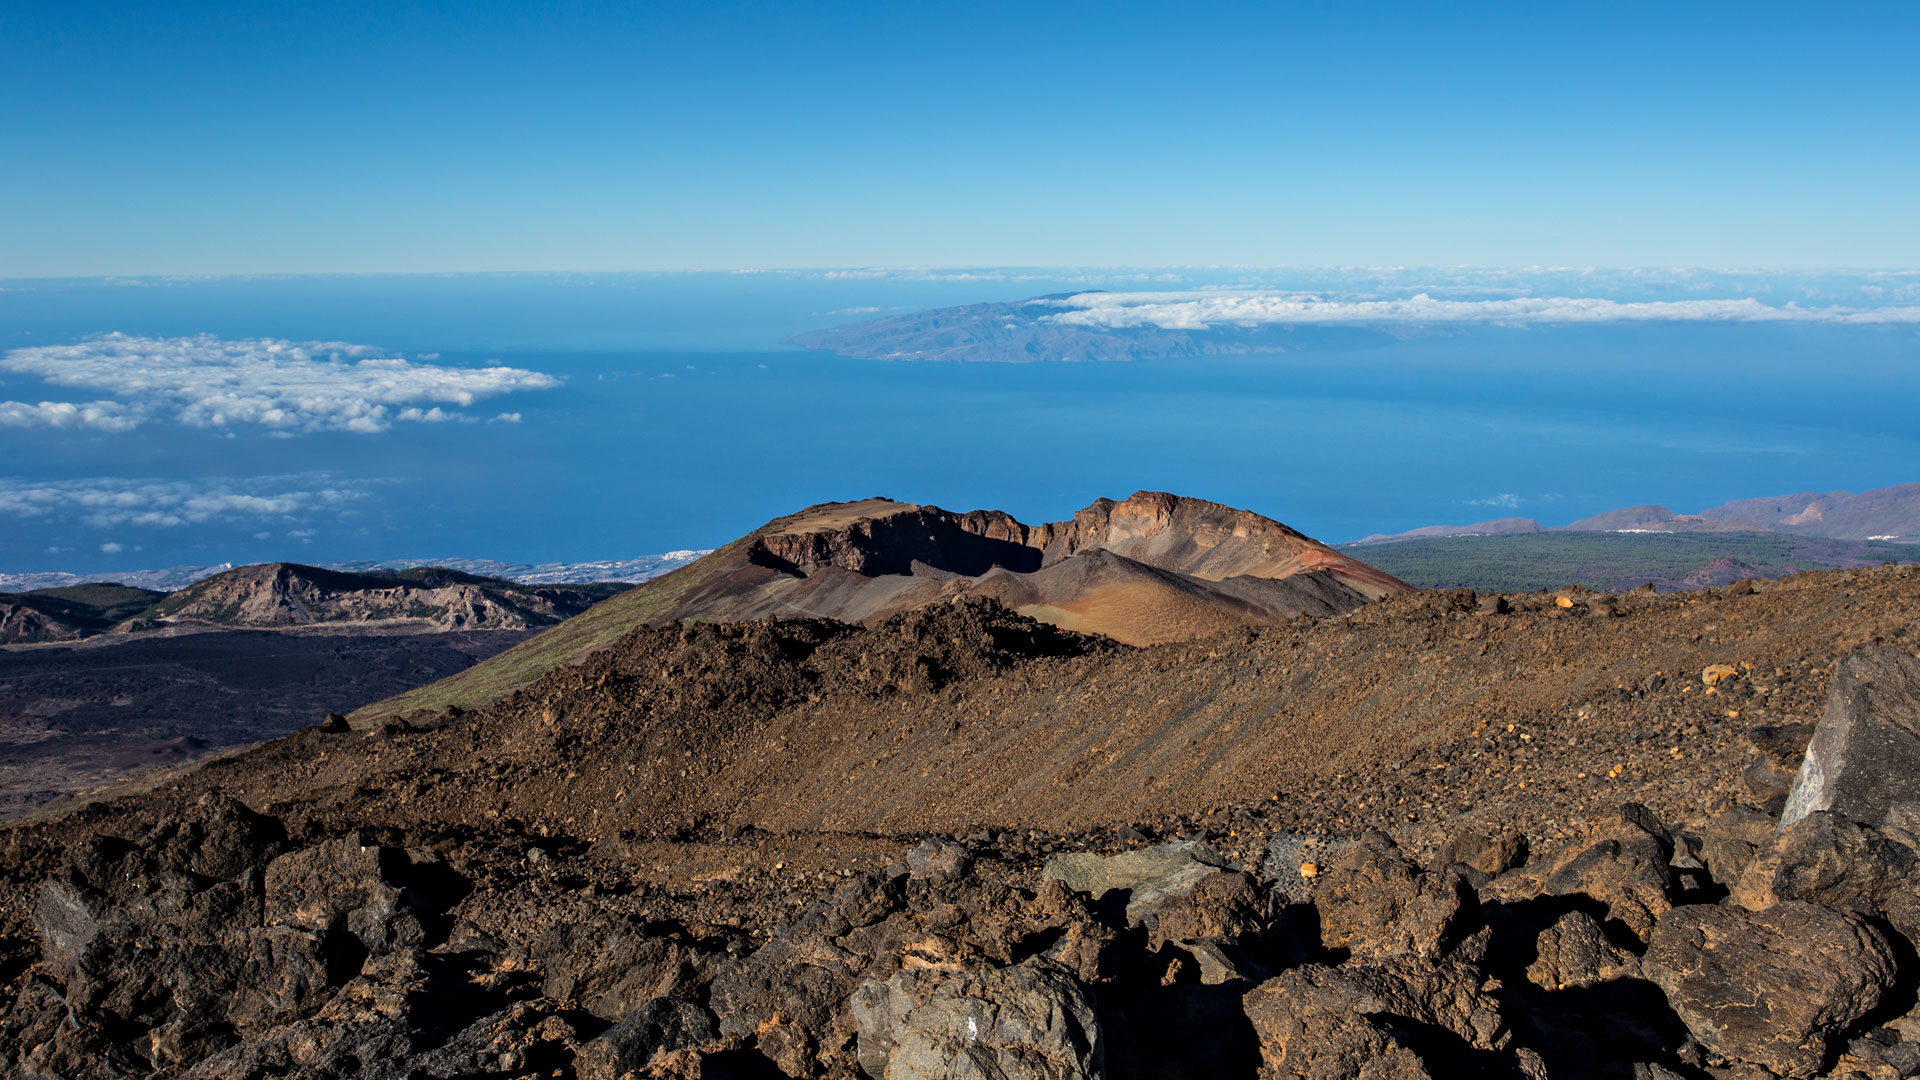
(1643, 900, 1897, 1078)
(852, 960, 1105, 1080)
(1730, 810, 1920, 941)
(576, 997, 719, 1080)
(1782, 645, 1920, 829)
(1042, 840, 1233, 926)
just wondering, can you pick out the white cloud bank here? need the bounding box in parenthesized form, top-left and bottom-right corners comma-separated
(0, 399, 140, 432)
(0, 333, 560, 434)
(1039, 292, 1920, 331)
(0, 475, 367, 529)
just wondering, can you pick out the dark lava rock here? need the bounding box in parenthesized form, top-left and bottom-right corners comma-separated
(1783, 646, 1920, 830)
(1243, 964, 1436, 1079)
(1309, 831, 1478, 961)
(1489, 813, 1674, 946)
(904, 838, 973, 883)
(576, 997, 718, 1080)
(1731, 810, 1920, 941)
(1643, 900, 1896, 1079)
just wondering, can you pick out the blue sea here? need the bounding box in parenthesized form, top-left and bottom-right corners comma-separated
(2, 271, 1917, 573)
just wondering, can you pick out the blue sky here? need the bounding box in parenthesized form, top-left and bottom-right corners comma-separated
(5, 1, 1918, 275)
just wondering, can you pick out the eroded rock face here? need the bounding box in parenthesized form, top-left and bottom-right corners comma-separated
(1644, 901, 1897, 1079)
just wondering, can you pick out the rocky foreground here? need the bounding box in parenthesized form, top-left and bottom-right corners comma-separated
(3, 564, 1920, 1079)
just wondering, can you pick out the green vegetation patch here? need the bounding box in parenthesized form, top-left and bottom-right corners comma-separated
(1340, 531, 1920, 593)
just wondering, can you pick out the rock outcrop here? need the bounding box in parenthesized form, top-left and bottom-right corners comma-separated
(145, 562, 611, 631)
(1782, 646, 1920, 829)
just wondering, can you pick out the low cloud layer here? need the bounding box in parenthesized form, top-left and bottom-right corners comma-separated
(0, 333, 560, 434)
(0, 399, 139, 432)
(1040, 292, 1920, 331)
(0, 475, 367, 529)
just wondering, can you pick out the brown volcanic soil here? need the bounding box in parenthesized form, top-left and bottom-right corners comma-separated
(17, 563, 1915, 854)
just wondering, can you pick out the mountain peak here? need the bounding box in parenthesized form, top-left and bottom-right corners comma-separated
(357, 492, 1411, 722)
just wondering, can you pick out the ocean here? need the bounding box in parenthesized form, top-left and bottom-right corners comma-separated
(2, 271, 1916, 572)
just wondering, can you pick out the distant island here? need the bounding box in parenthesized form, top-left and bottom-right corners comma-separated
(1338, 483, 1920, 592)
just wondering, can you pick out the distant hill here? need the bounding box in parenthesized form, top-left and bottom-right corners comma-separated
(0, 583, 167, 643)
(0, 564, 633, 644)
(1696, 483, 1920, 539)
(1353, 482, 1920, 547)
(138, 563, 627, 632)
(356, 491, 1412, 722)
(1351, 516, 1545, 544)
(0, 549, 709, 593)
(1339, 530, 1920, 593)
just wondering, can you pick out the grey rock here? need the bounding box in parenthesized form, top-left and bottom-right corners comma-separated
(1171, 937, 1271, 985)
(1261, 832, 1353, 884)
(853, 961, 1103, 1080)
(905, 838, 973, 883)
(1043, 841, 1231, 925)
(1783, 647, 1920, 828)
(1730, 810, 1920, 943)
(576, 998, 717, 1080)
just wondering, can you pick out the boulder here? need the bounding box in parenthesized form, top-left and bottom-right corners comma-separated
(1730, 810, 1920, 942)
(851, 960, 1104, 1080)
(1311, 832, 1477, 961)
(1693, 806, 1781, 889)
(1643, 901, 1896, 1079)
(1042, 841, 1231, 926)
(263, 836, 445, 955)
(1243, 965, 1435, 1080)
(535, 923, 705, 1021)
(147, 792, 286, 881)
(576, 998, 717, 1080)
(1026, 879, 1124, 985)
(1525, 909, 1634, 991)
(1782, 647, 1920, 830)
(1148, 869, 1267, 947)
(706, 939, 858, 1074)
(905, 839, 973, 884)
(1432, 825, 1529, 879)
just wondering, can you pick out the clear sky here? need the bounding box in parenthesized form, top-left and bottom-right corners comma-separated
(5, 0, 1917, 276)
